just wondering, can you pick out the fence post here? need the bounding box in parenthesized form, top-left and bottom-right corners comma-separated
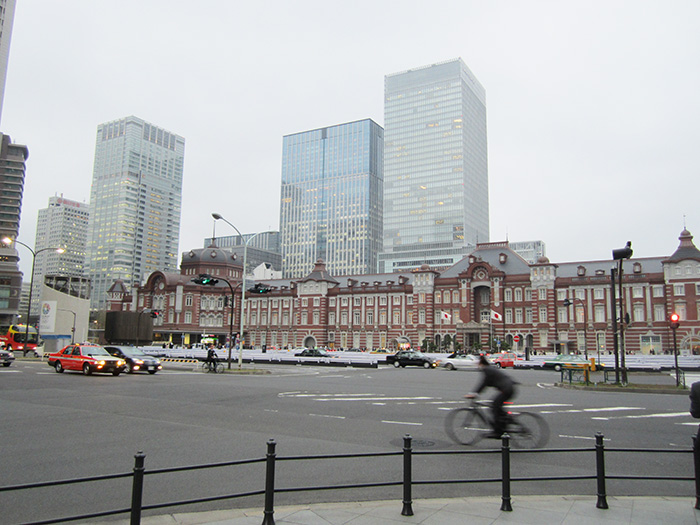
(500, 434, 512, 512)
(595, 432, 608, 509)
(401, 434, 414, 516)
(262, 440, 276, 525)
(130, 451, 145, 525)
(694, 434, 700, 510)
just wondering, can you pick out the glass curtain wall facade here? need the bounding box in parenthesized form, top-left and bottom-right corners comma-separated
(87, 116, 185, 310)
(379, 58, 489, 273)
(280, 119, 383, 278)
(31, 196, 89, 316)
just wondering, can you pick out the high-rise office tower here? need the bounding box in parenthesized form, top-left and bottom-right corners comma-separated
(30, 195, 89, 316)
(87, 116, 185, 311)
(379, 58, 489, 273)
(0, 0, 17, 125)
(0, 132, 27, 326)
(280, 119, 384, 278)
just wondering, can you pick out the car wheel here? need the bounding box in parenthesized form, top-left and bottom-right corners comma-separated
(423, 361, 431, 369)
(112, 370, 121, 376)
(55, 361, 64, 373)
(554, 364, 562, 371)
(124, 362, 133, 374)
(2, 362, 10, 367)
(446, 363, 455, 371)
(495, 362, 502, 368)
(82, 363, 92, 375)
(393, 361, 400, 368)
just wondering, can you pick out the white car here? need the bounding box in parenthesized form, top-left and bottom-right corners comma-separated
(441, 353, 480, 371)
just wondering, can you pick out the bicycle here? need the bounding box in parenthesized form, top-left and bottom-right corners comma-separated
(445, 398, 549, 448)
(201, 360, 224, 374)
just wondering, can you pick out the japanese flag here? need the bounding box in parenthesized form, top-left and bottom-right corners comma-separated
(441, 311, 452, 321)
(491, 310, 503, 321)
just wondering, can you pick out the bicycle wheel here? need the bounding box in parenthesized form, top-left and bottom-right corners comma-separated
(445, 408, 490, 445)
(507, 412, 549, 448)
(201, 362, 210, 373)
(214, 362, 224, 374)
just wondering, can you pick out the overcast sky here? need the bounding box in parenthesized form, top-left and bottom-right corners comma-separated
(3, 0, 699, 276)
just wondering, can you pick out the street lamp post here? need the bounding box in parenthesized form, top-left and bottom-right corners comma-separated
(58, 309, 77, 344)
(563, 297, 588, 361)
(212, 213, 274, 369)
(2, 237, 64, 356)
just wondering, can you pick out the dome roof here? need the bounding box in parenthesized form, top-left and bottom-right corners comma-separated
(181, 243, 238, 266)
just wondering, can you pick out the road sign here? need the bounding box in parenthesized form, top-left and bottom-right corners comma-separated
(514, 335, 520, 343)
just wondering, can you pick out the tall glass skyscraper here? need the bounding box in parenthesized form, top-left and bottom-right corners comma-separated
(31, 195, 89, 316)
(379, 58, 489, 273)
(87, 116, 185, 310)
(280, 119, 383, 278)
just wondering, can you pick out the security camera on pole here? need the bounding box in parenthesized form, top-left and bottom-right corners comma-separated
(611, 241, 633, 385)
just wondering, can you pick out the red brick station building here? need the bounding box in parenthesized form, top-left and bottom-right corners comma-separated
(108, 229, 700, 356)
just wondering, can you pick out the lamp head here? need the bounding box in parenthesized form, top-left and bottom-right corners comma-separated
(212, 213, 223, 220)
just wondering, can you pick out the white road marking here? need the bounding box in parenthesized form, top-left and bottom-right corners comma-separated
(309, 413, 346, 419)
(592, 411, 690, 421)
(318, 396, 435, 402)
(543, 406, 642, 415)
(559, 434, 611, 441)
(381, 420, 422, 426)
(0, 370, 20, 373)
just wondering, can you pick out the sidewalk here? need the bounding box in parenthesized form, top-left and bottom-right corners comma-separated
(104, 496, 699, 524)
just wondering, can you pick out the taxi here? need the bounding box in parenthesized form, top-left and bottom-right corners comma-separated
(47, 344, 126, 376)
(491, 352, 517, 368)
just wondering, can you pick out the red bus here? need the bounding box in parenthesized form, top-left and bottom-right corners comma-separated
(0, 324, 39, 353)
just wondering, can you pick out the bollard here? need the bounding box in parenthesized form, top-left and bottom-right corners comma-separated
(694, 435, 700, 510)
(595, 432, 608, 509)
(500, 433, 512, 512)
(130, 451, 145, 525)
(401, 434, 414, 516)
(262, 440, 276, 525)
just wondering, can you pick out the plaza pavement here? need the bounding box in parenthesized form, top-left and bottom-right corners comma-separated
(101, 495, 698, 524)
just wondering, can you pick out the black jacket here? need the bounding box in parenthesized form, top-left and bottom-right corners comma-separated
(690, 382, 700, 418)
(474, 365, 516, 395)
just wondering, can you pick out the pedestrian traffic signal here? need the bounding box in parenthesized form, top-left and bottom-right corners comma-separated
(192, 274, 219, 285)
(670, 312, 680, 330)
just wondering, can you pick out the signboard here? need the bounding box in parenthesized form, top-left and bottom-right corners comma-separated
(40, 301, 57, 333)
(513, 335, 520, 343)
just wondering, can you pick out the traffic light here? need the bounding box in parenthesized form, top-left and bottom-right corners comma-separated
(192, 274, 219, 285)
(150, 310, 160, 318)
(249, 283, 271, 294)
(670, 312, 680, 330)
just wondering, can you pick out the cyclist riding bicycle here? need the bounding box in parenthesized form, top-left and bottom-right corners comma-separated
(205, 344, 219, 372)
(465, 355, 517, 438)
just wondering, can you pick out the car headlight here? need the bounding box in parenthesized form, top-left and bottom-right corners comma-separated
(134, 359, 144, 365)
(8, 351, 13, 358)
(97, 360, 105, 366)
(118, 360, 125, 367)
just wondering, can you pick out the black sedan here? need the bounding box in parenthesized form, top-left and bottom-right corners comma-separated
(385, 350, 437, 368)
(295, 348, 332, 358)
(104, 346, 163, 374)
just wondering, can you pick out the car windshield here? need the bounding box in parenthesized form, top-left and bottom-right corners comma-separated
(84, 346, 110, 356)
(124, 348, 148, 357)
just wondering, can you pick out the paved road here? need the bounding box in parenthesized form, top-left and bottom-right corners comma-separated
(0, 359, 695, 523)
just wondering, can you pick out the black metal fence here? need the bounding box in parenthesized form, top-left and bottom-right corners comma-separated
(1, 433, 697, 525)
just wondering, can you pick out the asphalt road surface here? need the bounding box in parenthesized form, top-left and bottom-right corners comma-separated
(1, 359, 695, 523)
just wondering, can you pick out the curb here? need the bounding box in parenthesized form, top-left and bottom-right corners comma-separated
(556, 382, 689, 395)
